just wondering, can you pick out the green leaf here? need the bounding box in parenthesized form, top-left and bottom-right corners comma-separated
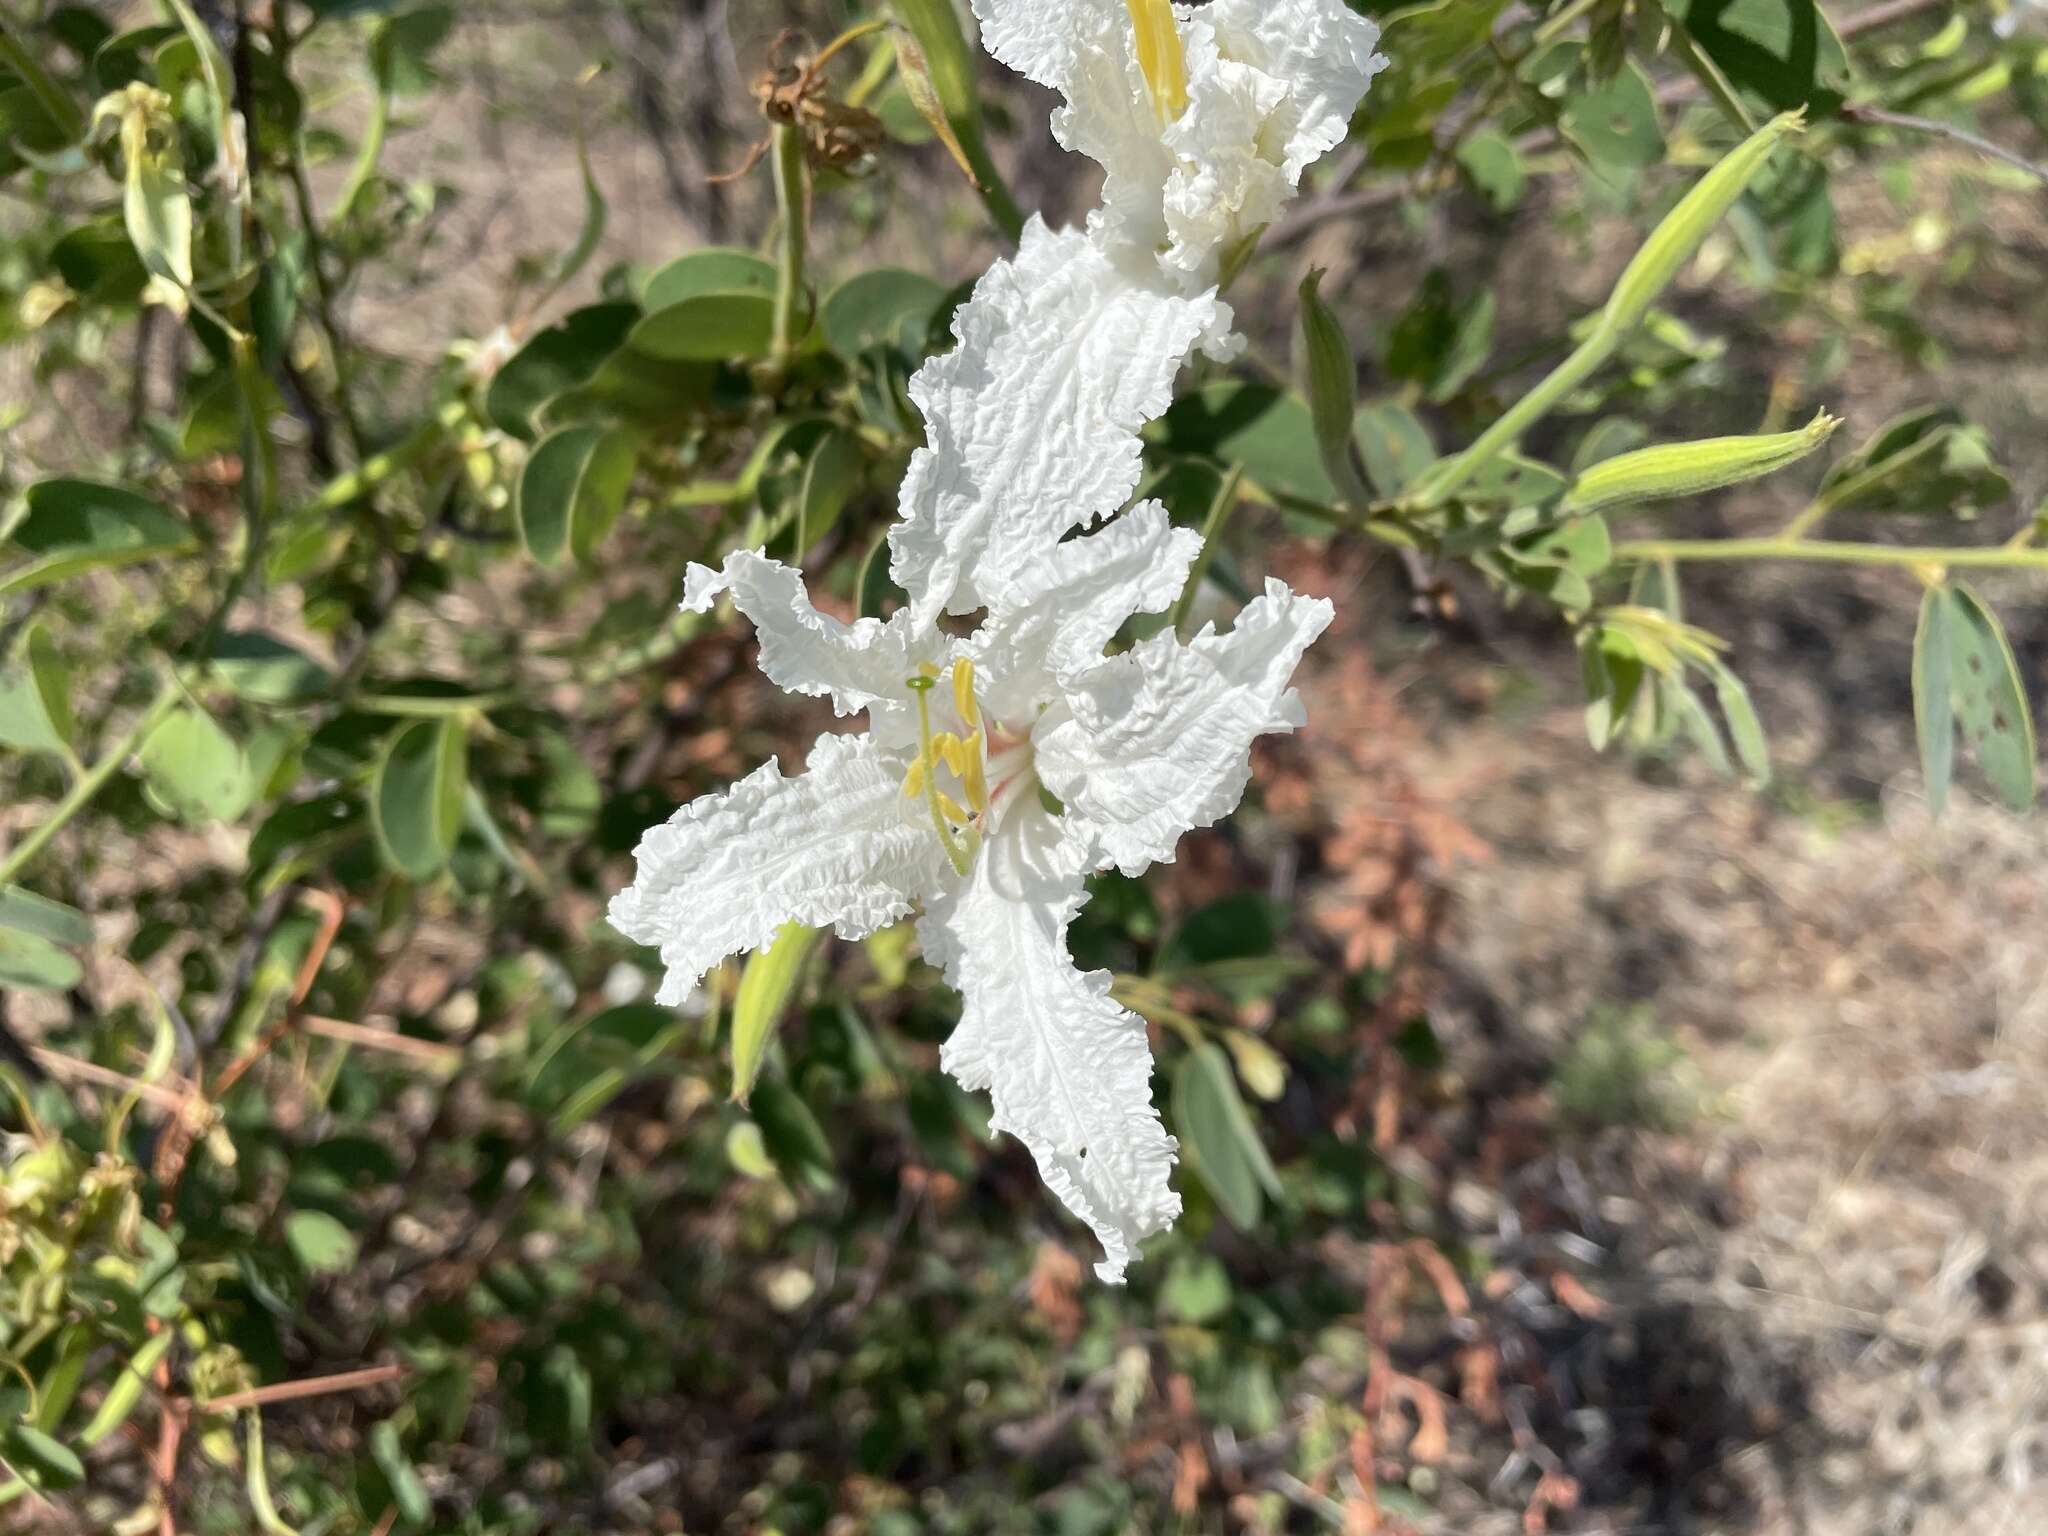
(1560, 60, 1665, 171)
(856, 525, 902, 619)
(0, 886, 91, 948)
(1456, 128, 1526, 211)
(484, 303, 638, 441)
(1172, 1042, 1283, 1231)
(629, 291, 776, 362)
(1703, 659, 1771, 786)
(778, 427, 866, 559)
(369, 1420, 431, 1528)
(1817, 407, 2011, 520)
(1157, 383, 1336, 505)
(283, 1210, 358, 1275)
(1160, 1253, 1233, 1325)
(729, 924, 822, 1105)
(0, 479, 193, 597)
(207, 631, 336, 704)
(24, 623, 71, 750)
(0, 671, 68, 757)
(1946, 584, 2037, 812)
(1352, 402, 1439, 499)
(1674, 0, 1850, 115)
(2, 1424, 83, 1491)
(517, 424, 638, 566)
(0, 927, 83, 991)
(1914, 584, 1955, 817)
(822, 268, 946, 360)
(640, 247, 777, 312)
(138, 708, 255, 825)
(750, 1077, 837, 1190)
(372, 718, 469, 879)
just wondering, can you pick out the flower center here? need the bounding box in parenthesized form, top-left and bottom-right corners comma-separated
(1125, 0, 1190, 125)
(903, 661, 991, 877)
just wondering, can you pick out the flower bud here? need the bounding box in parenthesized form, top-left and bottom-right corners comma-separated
(1561, 410, 1841, 517)
(1601, 110, 1805, 340)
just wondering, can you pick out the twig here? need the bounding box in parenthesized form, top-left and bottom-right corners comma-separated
(27, 1049, 192, 1111)
(299, 1014, 463, 1070)
(1841, 102, 2048, 184)
(190, 1363, 405, 1415)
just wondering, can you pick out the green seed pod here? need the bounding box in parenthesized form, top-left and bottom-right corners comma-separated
(1561, 411, 1841, 517)
(1600, 109, 1806, 340)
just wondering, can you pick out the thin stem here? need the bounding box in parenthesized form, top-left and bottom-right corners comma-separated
(1667, 14, 1759, 135)
(279, 12, 369, 461)
(1614, 538, 2048, 572)
(304, 401, 465, 517)
(1841, 103, 2048, 185)
(1173, 464, 1246, 639)
(770, 123, 809, 367)
(197, 334, 280, 660)
(1411, 330, 1612, 506)
(0, 680, 181, 887)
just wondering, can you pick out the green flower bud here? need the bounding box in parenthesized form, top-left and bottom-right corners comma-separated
(1561, 411, 1841, 517)
(1600, 110, 1806, 340)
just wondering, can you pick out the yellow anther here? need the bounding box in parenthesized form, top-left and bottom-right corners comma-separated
(952, 659, 981, 729)
(917, 660, 942, 681)
(1125, 0, 1190, 124)
(962, 743, 990, 816)
(934, 790, 972, 828)
(902, 756, 928, 800)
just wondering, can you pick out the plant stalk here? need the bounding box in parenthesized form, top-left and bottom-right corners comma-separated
(0, 680, 182, 887)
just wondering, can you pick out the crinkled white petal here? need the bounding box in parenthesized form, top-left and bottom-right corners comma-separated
(967, 502, 1202, 721)
(685, 551, 931, 720)
(921, 798, 1179, 1282)
(969, 0, 1114, 90)
(1157, 20, 1295, 280)
(609, 733, 945, 1007)
(973, 0, 1386, 283)
(1035, 579, 1334, 876)
(1206, 0, 1389, 182)
(890, 219, 1224, 625)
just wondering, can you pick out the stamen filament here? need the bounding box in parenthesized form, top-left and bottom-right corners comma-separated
(908, 676, 975, 878)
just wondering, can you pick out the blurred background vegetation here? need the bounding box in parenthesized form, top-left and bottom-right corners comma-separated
(0, 2, 2044, 1533)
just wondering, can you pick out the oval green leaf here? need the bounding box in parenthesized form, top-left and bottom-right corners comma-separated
(371, 717, 468, 879)
(138, 707, 255, 826)
(1947, 584, 2037, 813)
(1171, 1041, 1283, 1231)
(484, 302, 639, 441)
(640, 247, 776, 313)
(517, 424, 638, 566)
(820, 268, 945, 360)
(1, 479, 194, 598)
(629, 290, 776, 362)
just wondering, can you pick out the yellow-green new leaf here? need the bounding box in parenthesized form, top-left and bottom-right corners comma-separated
(729, 923, 823, 1104)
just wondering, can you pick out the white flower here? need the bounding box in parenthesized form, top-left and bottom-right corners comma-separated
(610, 513, 1331, 1281)
(889, 0, 1386, 629)
(974, 0, 1388, 285)
(610, 0, 1364, 1281)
